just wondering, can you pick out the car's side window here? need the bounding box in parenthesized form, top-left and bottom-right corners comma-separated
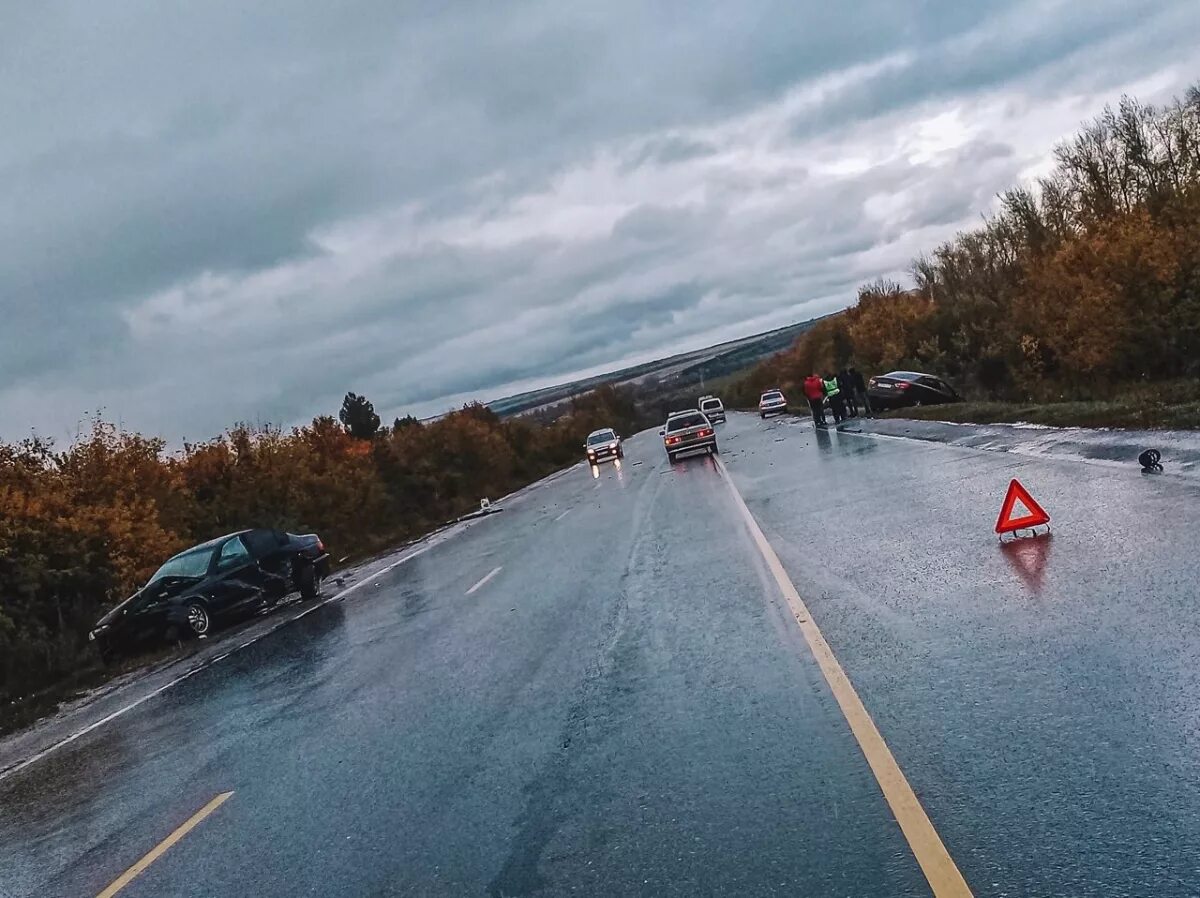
(215, 537, 252, 571)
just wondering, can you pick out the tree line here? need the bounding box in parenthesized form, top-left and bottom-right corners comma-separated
(0, 385, 647, 709)
(730, 84, 1200, 407)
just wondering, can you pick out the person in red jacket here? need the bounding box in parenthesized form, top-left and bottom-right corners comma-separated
(802, 373, 826, 426)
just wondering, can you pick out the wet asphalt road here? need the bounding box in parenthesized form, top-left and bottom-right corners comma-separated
(2, 412, 1199, 897)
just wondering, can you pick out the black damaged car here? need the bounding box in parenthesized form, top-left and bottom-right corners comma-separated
(867, 371, 961, 410)
(89, 528, 330, 660)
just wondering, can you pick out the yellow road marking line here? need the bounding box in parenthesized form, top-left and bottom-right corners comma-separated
(96, 791, 234, 898)
(714, 457, 973, 898)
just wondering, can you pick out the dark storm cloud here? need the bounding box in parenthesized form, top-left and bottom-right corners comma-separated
(2, 0, 1199, 440)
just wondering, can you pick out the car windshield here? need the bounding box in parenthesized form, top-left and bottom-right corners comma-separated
(587, 430, 616, 445)
(147, 547, 213, 584)
(667, 414, 705, 431)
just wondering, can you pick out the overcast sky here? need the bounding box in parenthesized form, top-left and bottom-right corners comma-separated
(3, 1, 1200, 442)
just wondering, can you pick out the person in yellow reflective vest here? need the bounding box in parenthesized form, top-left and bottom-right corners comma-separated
(823, 373, 845, 423)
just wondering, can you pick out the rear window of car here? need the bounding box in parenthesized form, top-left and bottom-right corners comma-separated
(885, 372, 922, 381)
(761, 392, 783, 402)
(666, 414, 705, 431)
(587, 430, 616, 445)
(701, 399, 721, 410)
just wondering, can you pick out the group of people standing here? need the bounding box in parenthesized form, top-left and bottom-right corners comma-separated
(802, 368, 870, 426)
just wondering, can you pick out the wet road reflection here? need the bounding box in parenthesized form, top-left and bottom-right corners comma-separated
(1000, 533, 1054, 594)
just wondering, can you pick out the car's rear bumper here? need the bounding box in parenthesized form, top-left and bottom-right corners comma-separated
(665, 438, 716, 455)
(759, 406, 787, 415)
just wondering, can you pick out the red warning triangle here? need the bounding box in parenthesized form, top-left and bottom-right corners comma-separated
(995, 479, 1050, 534)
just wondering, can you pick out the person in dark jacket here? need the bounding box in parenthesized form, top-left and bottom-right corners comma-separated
(803, 373, 826, 425)
(849, 367, 870, 416)
(823, 373, 845, 423)
(837, 369, 857, 417)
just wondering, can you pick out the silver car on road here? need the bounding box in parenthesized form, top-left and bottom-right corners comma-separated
(661, 410, 718, 462)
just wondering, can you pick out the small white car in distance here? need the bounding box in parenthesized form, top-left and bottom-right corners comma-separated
(698, 395, 726, 423)
(759, 390, 788, 418)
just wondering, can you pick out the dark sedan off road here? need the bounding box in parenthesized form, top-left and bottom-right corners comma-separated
(89, 528, 330, 659)
(868, 371, 960, 410)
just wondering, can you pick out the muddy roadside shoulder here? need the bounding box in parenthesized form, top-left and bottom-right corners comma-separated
(852, 416, 1200, 479)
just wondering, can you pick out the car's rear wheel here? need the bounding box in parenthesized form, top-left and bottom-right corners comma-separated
(296, 562, 320, 600)
(711, 443, 719, 455)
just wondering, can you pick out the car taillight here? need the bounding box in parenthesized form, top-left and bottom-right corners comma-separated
(316, 539, 325, 552)
(896, 382, 910, 390)
(868, 378, 876, 387)
(665, 436, 682, 445)
(698, 429, 712, 437)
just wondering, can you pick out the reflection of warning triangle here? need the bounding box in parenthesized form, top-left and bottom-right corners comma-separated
(995, 479, 1050, 534)
(1000, 532, 1053, 592)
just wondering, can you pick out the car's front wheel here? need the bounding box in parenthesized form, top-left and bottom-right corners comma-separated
(183, 601, 210, 638)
